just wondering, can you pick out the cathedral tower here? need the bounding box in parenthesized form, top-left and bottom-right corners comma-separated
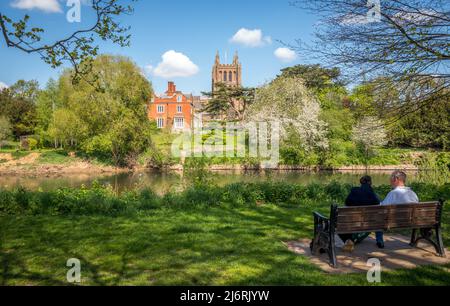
(212, 51, 242, 91)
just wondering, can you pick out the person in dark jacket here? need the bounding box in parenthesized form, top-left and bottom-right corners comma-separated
(339, 176, 381, 252)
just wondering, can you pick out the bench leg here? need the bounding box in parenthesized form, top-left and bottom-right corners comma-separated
(329, 233, 337, 268)
(436, 226, 446, 258)
(410, 229, 418, 247)
(410, 227, 445, 257)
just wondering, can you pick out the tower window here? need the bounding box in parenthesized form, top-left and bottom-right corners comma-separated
(229, 71, 233, 82)
(223, 71, 227, 82)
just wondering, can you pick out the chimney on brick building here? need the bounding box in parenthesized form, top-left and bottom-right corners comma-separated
(167, 81, 176, 94)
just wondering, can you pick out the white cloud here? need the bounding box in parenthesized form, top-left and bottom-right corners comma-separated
(230, 28, 272, 47)
(0, 82, 8, 90)
(151, 50, 199, 78)
(10, 0, 62, 13)
(274, 47, 297, 62)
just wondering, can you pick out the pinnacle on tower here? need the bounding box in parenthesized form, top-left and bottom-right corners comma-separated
(233, 51, 239, 65)
(215, 51, 220, 64)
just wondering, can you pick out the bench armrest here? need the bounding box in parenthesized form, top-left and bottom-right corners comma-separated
(313, 211, 331, 235)
(313, 211, 329, 223)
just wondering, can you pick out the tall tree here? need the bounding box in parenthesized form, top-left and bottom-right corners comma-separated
(202, 83, 255, 122)
(53, 55, 154, 166)
(0, 80, 38, 138)
(277, 64, 344, 90)
(292, 0, 450, 122)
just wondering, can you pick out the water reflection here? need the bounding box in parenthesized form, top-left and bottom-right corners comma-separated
(0, 170, 420, 194)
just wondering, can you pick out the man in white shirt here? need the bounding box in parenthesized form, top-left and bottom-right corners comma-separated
(376, 171, 420, 248)
(381, 171, 419, 205)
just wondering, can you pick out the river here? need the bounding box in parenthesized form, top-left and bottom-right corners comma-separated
(0, 170, 421, 193)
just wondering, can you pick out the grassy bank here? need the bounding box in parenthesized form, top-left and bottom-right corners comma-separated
(0, 182, 449, 285)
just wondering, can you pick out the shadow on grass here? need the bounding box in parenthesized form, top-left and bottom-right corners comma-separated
(0, 203, 449, 286)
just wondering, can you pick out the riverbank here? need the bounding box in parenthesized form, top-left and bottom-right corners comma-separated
(1, 161, 419, 175)
(2, 148, 448, 175)
(0, 151, 128, 175)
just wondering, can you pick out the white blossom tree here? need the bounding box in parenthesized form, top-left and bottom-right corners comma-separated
(246, 77, 329, 152)
(352, 116, 387, 168)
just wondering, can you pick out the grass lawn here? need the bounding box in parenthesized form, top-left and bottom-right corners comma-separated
(1, 203, 449, 286)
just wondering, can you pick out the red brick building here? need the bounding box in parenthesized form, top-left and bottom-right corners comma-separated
(148, 82, 194, 131)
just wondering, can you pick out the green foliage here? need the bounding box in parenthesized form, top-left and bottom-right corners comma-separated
(277, 64, 343, 90)
(0, 116, 12, 147)
(36, 55, 154, 167)
(1, 181, 449, 286)
(0, 80, 38, 138)
(415, 152, 450, 186)
(202, 83, 255, 121)
(0, 1, 136, 83)
(387, 98, 450, 150)
(1, 181, 448, 216)
(27, 138, 38, 151)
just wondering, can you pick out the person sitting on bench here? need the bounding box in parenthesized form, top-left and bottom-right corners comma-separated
(377, 170, 420, 248)
(340, 176, 381, 252)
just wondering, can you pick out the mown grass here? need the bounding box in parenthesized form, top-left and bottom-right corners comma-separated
(0, 182, 449, 286)
(36, 150, 75, 164)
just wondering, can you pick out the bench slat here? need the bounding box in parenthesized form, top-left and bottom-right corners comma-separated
(335, 202, 440, 233)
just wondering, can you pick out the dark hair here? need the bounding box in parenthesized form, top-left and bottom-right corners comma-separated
(360, 176, 372, 185)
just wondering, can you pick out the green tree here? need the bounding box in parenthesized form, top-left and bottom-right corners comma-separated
(48, 109, 87, 149)
(277, 64, 343, 91)
(35, 79, 63, 147)
(0, 116, 12, 149)
(388, 97, 450, 150)
(52, 55, 154, 166)
(202, 83, 255, 121)
(0, 80, 38, 139)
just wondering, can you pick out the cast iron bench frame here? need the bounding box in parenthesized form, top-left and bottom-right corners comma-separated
(310, 201, 446, 267)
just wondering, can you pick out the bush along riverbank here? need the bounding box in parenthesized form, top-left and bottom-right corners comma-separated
(0, 181, 448, 217)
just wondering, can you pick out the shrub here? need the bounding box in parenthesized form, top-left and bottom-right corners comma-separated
(0, 182, 448, 216)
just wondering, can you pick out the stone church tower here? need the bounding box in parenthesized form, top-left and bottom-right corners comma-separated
(212, 51, 242, 91)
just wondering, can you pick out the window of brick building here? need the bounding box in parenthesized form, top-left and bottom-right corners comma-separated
(174, 117, 184, 129)
(157, 118, 164, 128)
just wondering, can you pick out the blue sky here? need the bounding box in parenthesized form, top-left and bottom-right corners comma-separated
(0, 0, 319, 95)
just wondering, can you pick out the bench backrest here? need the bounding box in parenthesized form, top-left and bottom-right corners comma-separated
(332, 202, 443, 234)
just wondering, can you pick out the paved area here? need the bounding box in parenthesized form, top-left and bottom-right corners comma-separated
(286, 234, 449, 274)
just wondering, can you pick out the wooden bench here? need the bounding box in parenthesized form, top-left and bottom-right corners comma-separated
(310, 201, 446, 267)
